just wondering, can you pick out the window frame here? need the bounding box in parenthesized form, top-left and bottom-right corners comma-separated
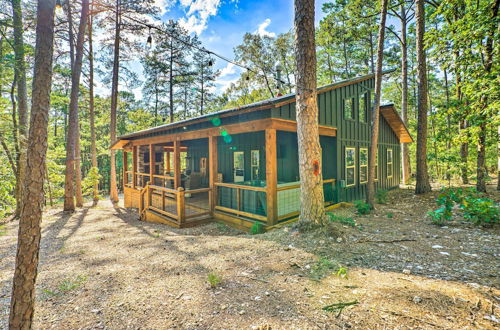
(359, 148, 368, 184)
(343, 97, 355, 121)
(387, 148, 393, 179)
(375, 150, 379, 181)
(345, 147, 356, 187)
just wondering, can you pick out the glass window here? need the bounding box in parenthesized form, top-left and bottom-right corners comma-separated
(344, 97, 354, 120)
(387, 148, 393, 178)
(359, 148, 368, 183)
(345, 147, 356, 186)
(359, 93, 367, 123)
(251, 150, 260, 180)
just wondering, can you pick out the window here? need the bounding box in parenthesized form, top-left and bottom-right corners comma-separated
(387, 148, 393, 178)
(359, 93, 367, 123)
(345, 147, 356, 186)
(359, 148, 368, 183)
(344, 97, 354, 120)
(251, 150, 260, 180)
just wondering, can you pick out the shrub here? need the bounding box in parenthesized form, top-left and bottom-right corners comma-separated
(207, 272, 222, 288)
(428, 206, 452, 226)
(250, 222, 265, 235)
(386, 212, 393, 219)
(353, 200, 371, 215)
(328, 213, 357, 227)
(460, 197, 499, 226)
(375, 189, 388, 204)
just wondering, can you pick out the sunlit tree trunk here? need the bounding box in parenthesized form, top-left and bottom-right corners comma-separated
(109, 0, 121, 204)
(366, 0, 388, 206)
(11, 0, 29, 218)
(88, 4, 99, 205)
(414, 0, 432, 194)
(294, 0, 326, 224)
(400, 3, 411, 185)
(9, 0, 56, 327)
(63, 0, 90, 211)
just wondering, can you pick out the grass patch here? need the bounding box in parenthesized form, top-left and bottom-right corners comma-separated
(309, 257, 348, 281)
(42, 275, 88, 298)
(207, 272, 222, 288)
(250, 222, 265, 235)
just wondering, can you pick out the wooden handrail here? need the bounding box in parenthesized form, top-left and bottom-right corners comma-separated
(186, 187, 211, 194)
(277, 179, 336, 191)
(148, 184, 179, 194)
(214, 182, 266, 192)
(152, 174, 175, 180)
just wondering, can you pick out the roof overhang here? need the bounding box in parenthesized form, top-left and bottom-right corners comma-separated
(380, 104, 413, 143)
(110, 139, 131, 150)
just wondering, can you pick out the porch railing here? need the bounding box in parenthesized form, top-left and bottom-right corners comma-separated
(214, 182, 267, 222)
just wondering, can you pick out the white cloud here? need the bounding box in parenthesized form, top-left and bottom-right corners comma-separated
(255, 18, 276, 38)
(178, 0, 221, 35)
(154, 0, 170, 15)
(219, 63, 236, 77)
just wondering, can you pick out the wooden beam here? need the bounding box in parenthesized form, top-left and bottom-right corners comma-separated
(123, 151, 128, 187)
(132, 146, 137, 189)
(149, 144, 154, 185)
(265, 128, 278, 225)
(173, 140, 181, 189)
(208, 135, 218, 212)
(271, 118, 337, 137)
(166, 151, 171, 174)
(177, 187, 185, 224)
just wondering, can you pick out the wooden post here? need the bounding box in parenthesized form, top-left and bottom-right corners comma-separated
(174, 140, 181, 189)
(149, 144, 154, 185)
(123, 151, 128, 187)
(208, 135, 218, 212)
(266, 129, 278, 225)
(177, 187, 185, 225)
(166, 151, 171, 174)
(132, 146, 137, 189)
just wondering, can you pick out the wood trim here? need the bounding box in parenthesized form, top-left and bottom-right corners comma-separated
(123, 151, 128, 187)
(214, 182, 267, 192)
(380, 105, 414, 143)
(132, 146, 137, 189)
(149, 206, 179, 220)
(174, 140, 181, 189)
(148, 184, 179, 194)
(271, 118, 337, 137)
(185, 212, 211, 220)
(177, 188, 185, 224)
(278, 211, 300, 221)
(214, 206, 267, 222)
(208, 135, 217, 212)
(265, 128, 278, 225)
(149, 144, 154, 183)
(186, 187, 211, 194)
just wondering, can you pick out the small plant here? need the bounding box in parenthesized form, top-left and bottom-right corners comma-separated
(43, 275, 88, 298)
(328, 213, 357, 228)
(323, 300, 358, 317)
(353, 200, 371, 215)
(250, 222, 265, 235)
(207, 272, 222, 288)
(386, 212, 393, 219)
(0, 225, 6, 236)
(375, 189, 388, 204)
(460, 196, 499, 226)
(309, 257, 336, 281)
(336, 265, 348, 279)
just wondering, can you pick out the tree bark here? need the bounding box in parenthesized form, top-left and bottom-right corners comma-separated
(476, 122, 487, 192)
(9, 0, 56, 327)
(400, 3, 411, 185)
(414, 0, 432, 194)
(294, 0, 326, 224)
(366, 0, 388, 206)
(63, 0, 90, 211)
(109, 0, 121, 204)
(497, 126, 500, 191)
(88, 5, 99, 204)
(11, 0, 29, 218)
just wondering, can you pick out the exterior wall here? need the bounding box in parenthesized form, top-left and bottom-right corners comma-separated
(124, 186, 140, 208)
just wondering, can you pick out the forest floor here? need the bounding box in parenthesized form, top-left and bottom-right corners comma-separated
(0, 186, 499, 329)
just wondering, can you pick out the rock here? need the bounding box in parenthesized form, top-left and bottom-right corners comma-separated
(439, 252, 450, 256)
(432, 245, 444, 249)
(182, 295, 192, 300)
(403, 269, 411, 275)
(413, 296, 422, 303)
(337, 237, 343, 243)
(265, 291, 270, 296)
(484, 315, 499, 323)
(220, 304, 228, 310)
(254, 296, 262, 301)
(239, 310, 246, 315)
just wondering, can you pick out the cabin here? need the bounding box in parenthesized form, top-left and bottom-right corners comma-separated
(111, 72, 413, 230)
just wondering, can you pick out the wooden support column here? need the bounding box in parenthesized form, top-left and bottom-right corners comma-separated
(208, 135, 218, 212)
(266, 129, 278, 225)
(132, 146, 137, 189)
(177, 187, 185, 225)
(166, 151, 171, 174)
(123, 151, 128, 187)
(149, 144, 154, 185)
(174, 140, 181, 189)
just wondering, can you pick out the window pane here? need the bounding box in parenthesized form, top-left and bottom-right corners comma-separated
(360, 166, 367, 183)
(344, 98, 353, 120)
(387, 149, 393, 163)
(359, 93, 366, 122)
(346, 148, 355, 167)
(346, 167, 355, 186)
(360, 149, 368, 166)
(387, 164, 393, 177)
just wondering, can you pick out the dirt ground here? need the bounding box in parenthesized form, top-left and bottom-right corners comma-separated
(0, 187, 499, 329)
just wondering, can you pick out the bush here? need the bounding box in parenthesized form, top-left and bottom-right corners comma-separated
(250, 222, 265, 235)
(428, 206, 453, 226)
(461, 196, 499, 226)
(353, 200, 371, 215)
(207, 272, 222, 288)
(375, 189, 388, 204)
(328, 213, 357, 227)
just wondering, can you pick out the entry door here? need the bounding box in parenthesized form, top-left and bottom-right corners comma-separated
(233, 151, 245, 182)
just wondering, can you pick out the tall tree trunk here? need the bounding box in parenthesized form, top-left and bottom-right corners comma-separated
(88, 5, 99, 205)
(169, 37, 174, 123)
(366, 0, 388, 206)
(444, 68, 451, 183)
(400, 3, 411, 185)
(9, 0, 56, 327)
(454, 50, 468, 184)
(63, 0, 90, 211)
(476, 122, 487, 192)
(294, 0, 326, 224)
(109, 0, 121, 203)
(497, 126, 500, 191)
(414, 0, 432, 194)
(75, 128, 84, 207)
(11, 0, 29, 218)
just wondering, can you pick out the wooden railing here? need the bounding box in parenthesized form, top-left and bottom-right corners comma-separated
(214, 182, 267, 222)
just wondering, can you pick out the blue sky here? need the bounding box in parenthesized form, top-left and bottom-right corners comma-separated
(151, 0, 330, 93)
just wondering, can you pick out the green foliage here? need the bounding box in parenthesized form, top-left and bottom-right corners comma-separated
(353, 200, 371, 215)
(250, 222, 265, 235)
(0, 159, 16, 219)
(428, 206, 453, 226)
(0, 225, 6, 236)
(328, 213, 357, 228)
(336, 265, 349, 279)
(386, 212, 393, 219)
(322, 300, 359, 316)
(82, 167, 101, 198)
(309, 257, 336, 281)
(375, 189, 388, 204)
(207, 272, 222, 288)
(461, 197, 499, 226)
(43, 275, 88, 298)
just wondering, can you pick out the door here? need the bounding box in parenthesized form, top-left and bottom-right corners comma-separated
(233, 151, 245, 182)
